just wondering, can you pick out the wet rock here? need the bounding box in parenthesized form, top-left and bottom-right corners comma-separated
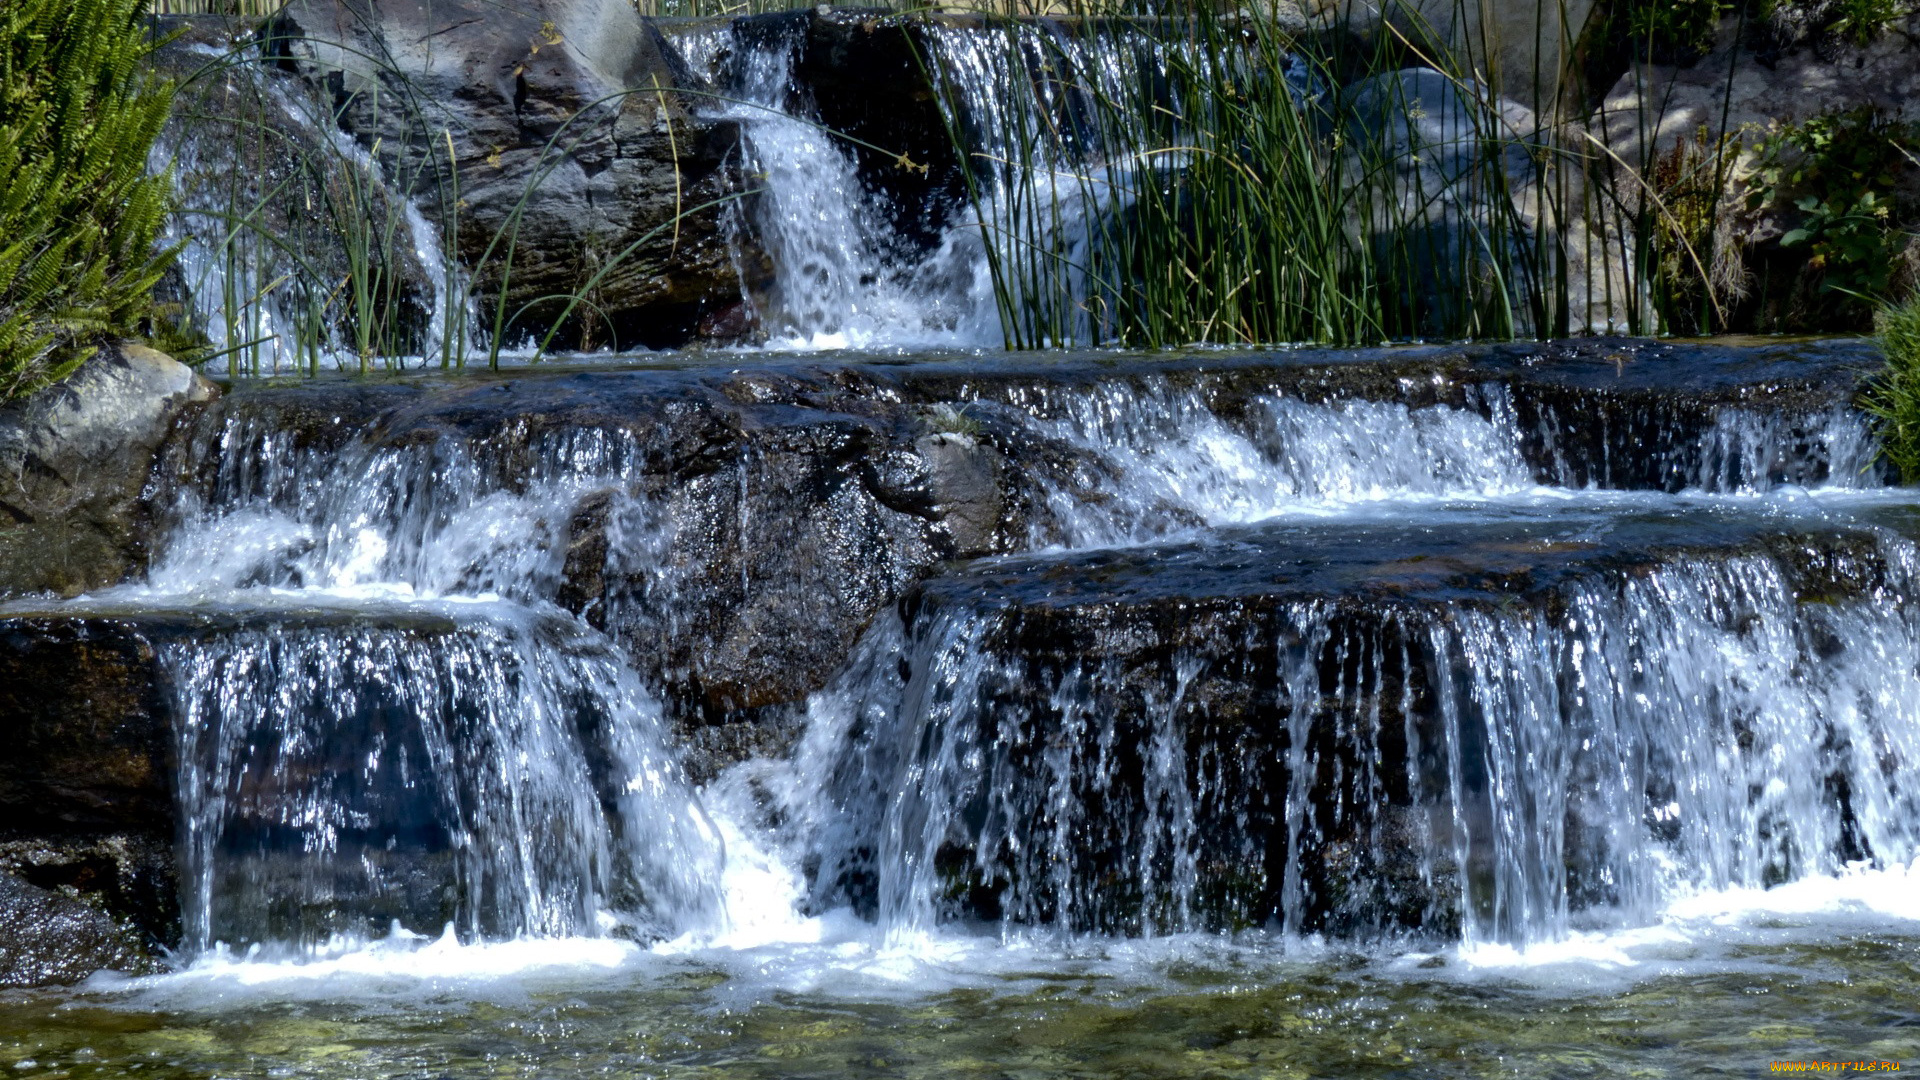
(804, 510, 1917, 936)
(784, 10, 971, 252)
(0, 343, 216, 598)
(0, 836, 179, 964)
(0, 872, 157, 988)
(151, 337, 1880, 731)
(0, 617, 175, 835)
(268, 0, 759, 348)
(915, 430, 1004, 558)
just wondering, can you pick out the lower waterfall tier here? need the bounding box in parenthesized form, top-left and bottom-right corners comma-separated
(784, 507, 1920, 945)
(0, 600, 720, 954)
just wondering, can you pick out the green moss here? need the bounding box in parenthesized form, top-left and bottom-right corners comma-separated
(0, 0, 177, 401)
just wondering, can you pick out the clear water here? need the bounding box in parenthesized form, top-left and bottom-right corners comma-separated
(0, 354, 1912, 1072)
(2, 888, 1917, 1077)
(41, 22, 1919, 1075)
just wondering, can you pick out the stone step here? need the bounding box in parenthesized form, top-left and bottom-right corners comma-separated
(151, 338, 1885, 727)
(796, 504, 1920, 940)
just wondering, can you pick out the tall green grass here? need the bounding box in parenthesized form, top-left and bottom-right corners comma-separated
(148, 0, 283, 13)
(163, 44, 457, 376)
(144, 0, 1903, 369)
(1865, 292, 1920, 481)
(1, 0, 178, 401)
(917, 0, 1669, 348)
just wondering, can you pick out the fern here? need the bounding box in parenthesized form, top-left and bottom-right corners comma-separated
(0, 0, 177, 401)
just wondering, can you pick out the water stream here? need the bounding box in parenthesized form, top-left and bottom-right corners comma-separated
(4, 18, 1917, 1080)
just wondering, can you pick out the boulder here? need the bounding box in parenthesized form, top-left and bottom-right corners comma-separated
(1594, 13, 1920, 171)
(1324, 0, 1599, 116)
(0, 871, 157, 988)
(268, 0, 760, 349)
(0, 343, 216, 598)
(1337, 68, 1552, 334)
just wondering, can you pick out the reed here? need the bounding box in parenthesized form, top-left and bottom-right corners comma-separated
(917, 0, 1616, 347)
(163, 40, 458, 376)
(143, 0, 1907, 368)
(148, 0, 285, 13)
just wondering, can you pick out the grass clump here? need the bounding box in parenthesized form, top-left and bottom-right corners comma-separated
(1, 0, 178, 400)
(928, 5, 1575, 349)
(1865, 293, 1920, 482)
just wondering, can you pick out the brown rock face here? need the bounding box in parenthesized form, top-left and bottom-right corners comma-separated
(268, 0, 760, 349)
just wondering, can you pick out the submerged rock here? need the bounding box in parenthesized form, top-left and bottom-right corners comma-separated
(0, 343, 216, 598)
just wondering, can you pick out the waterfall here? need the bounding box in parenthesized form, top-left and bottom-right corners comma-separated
(666, 15, 1179, 349)
(159, 44, 472, 376)
(41, 339, 1901, 963)
(165, 603, 722, 953)
(774, 527, 1920, 947)
(125, 398, 713, 956)
(670, 19, 999, 348)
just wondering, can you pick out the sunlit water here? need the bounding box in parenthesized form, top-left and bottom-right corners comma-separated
(104, 12, 1920, 1072)
(0, 348, 1914, 1076)
(3, 878, 1916, 1078)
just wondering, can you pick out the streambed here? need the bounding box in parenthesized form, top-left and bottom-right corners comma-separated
(3, 915, 1917, 1078)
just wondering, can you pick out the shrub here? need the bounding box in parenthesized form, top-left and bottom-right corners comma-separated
(0, 0, 177, 401)
(1865, 292, 1920, 482)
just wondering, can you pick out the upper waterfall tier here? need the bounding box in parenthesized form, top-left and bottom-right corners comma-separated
(145, 339, 1882, 720)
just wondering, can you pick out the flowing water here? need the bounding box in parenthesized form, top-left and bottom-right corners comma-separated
(4, 344, 1917, 1077)
(6, 18, 1916, 1080)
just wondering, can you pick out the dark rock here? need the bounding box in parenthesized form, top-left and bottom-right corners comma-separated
(915, 430, 1004, 558)
(0, 617, 175, 835)
(0, 872, 158, 988)
(267, 0, 759, 349)
(0, 344, 217, 598)
(783, 10, 970, 253)
(802, 509, 1916, 936)
(0, 836, 179, 962)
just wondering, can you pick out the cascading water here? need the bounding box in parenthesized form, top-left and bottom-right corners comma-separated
(667, 15, 1180, 348)
(96, 399, 722, 956)
(166, 605, 721, 954)
(670, 20, 998, 348)
(157, 44, 473, 376)
(56, 345, 1891, 967)
(769, 519, 1920, 948)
